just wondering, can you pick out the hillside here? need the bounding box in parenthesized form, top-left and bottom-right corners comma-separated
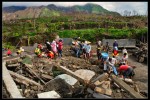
(2, 3, 121, 20)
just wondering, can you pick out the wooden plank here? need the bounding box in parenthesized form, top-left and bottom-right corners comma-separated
(9, 70, 43, 89)
(23, 63, 46, 85)
(3, 61, 24, 98)
(41, 74, 53, 80)
(57, 66, 87, 84)
(110, 75, 144, 98)
(7, 63, 20, 67)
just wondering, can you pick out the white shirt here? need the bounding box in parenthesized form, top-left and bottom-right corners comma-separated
(111, 58, 117, 65)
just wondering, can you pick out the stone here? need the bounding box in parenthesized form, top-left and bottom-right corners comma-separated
(74, 69, 96, 82)
(55, 74, 79, 87)
(37, 91, 61, 98)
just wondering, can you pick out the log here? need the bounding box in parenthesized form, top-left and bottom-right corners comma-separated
(41, 74, 53, 80)
(7, 63, 20, 67)
(110, 75, 144, 98)
(134, 84, 140, 93)
(9, 70, 43, 89)
(23, 63, 46, 85)
(3, 61, 24, 98)
(13, 78, 29, 86)
(94, 81, 105, 86)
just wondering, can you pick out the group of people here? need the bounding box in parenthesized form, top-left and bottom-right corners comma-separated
(71, 39, 91, 61)
(34, 39, 63, 59)
(96, 40, 135, 79)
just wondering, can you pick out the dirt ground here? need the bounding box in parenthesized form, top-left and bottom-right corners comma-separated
(2, 45, 148, 98)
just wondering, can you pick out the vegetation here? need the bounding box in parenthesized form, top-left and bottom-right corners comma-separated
(2, 14, 147, 47)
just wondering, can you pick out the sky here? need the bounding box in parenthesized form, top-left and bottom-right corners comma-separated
(2, 2, 148, 15)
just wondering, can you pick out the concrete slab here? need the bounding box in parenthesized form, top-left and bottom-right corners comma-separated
(56, 74, 79, 86)
(3, 61, 24, 98)
(74, 69, 96, 82)
(37, 91, 61, 98)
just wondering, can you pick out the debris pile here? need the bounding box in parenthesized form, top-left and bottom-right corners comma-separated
(2, 45, 147, 98)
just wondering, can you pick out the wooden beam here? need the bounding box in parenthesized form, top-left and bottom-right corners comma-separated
(23, 63, 46, 85)
(9, 70, 43, 89)
(3, 61, 24, 98)
(7, 63, 20, 67)
(110, 75, 144, 98)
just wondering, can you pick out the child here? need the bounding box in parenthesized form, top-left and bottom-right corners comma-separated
(6, 48, 12, 56)
(57, 39, 63, 58)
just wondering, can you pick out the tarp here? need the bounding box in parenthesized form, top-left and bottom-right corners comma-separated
(102, 39, 136, 48)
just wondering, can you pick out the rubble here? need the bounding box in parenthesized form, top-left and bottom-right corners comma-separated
(37, 91, 61, 98)
(2, 45, 147, 99)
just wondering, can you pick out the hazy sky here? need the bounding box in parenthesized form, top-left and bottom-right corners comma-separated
(2, 2, 148, 15)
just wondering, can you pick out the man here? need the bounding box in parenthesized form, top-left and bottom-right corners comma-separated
(113, 40, 118, 51)
(97, 45, 102, 60)
(121, 53, 128, 65)
(118, 64, 135, 79)
(122, 47, 128, 58)
(6, 48, 12, 56)
(107, 57, 118, 75)
(101, 52, 109, 72)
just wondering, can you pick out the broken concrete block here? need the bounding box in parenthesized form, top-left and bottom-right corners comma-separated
(101, 81, 110, 89)
(44, 78, 73, 97)
(37, 91, 61, 98)
(55, 74, 79, 87)
(94, 81, 104, 86)
(74, 69, 95, 82)
(95, 87, 112, 96)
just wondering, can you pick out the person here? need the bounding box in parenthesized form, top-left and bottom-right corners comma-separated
(121, 53, 128, 65)
(113, 40, 118, 51)
(47, 51, 54, 59)
(78, 41, 84, 56)
(51, 40, 57, 57)
(35, 46, 42, 57)
(118, 64, 135, 79)
(101, 52, 109, 72)
(85, 41, 91, 61)
(107, 57, 118, 75)
(97, 40, 102, 47)
(122, 47, 128, 58)
(6, 48, 12, 56)
(104, 42, 110, 53)
(57, 39, 63, 58)
(82, 41, 87, 59)
(45, 40, 51, 51)
(97, 45, 102, 60)
(113, 47, 119, 57)
(16, 47, 24, 55)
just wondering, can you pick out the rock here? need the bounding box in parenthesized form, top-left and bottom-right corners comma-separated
(55, 74, 79, 87)
(37, 91, 61, 98)
(87, 88, 94, 94)
(44, 78, 73, 97)
(116, 89, 120, 93)
(74, 69, 96, 82)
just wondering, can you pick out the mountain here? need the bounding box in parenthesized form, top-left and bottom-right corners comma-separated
(2, 3, 121, 20)
(2, 6, 27, 13)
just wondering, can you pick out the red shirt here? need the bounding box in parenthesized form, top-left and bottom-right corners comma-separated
(113, 50, 118, 55)
(7, 49, 12, 55)
(118, 65, 129, 72)
(58, 42, 63, 50)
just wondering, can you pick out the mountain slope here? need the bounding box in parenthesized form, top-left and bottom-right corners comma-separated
(2, 3, 121, 20)
(2, 6, 27, 13)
